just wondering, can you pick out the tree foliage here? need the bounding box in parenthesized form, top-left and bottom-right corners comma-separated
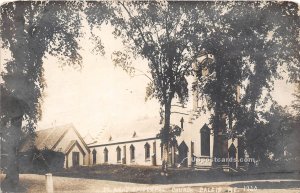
(245, 103, 300, 168)
(1, 1, 83, 133)
(191, 2, 299, 161)
(0, 1, 85, 190)
(108, 2, 202, 107)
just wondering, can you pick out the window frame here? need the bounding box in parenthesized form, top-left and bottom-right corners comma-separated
(104, 147, 108, 163)
(130, 144, 135, 162)
(92, 149, 97, 165)
(144, 142, 150, 161)
(200, 125, 211, 157)
(116, 146, 121, 163)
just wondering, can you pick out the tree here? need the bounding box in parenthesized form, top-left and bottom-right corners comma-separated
(190, 2, 245, 164)
(236, 2, 299, 166)
(0, 1, 85, 190)
(244, 102, 300, 169)
(193, 2, 299, 166)
(86, 1, 210, 173)
(248, 104, 290, 166)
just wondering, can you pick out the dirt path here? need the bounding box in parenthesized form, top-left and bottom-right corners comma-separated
(18, 174, 146, 193)
(1, 174, 300, 193)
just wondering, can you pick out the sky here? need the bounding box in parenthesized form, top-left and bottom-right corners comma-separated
(37, 26, 161, 138)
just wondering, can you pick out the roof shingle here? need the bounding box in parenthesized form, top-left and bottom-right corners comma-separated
(20, 124, 74, 152)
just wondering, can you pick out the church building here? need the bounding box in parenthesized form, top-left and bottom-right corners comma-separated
(86, 57, 244, 171)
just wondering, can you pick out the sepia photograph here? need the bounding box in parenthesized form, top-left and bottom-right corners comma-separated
(0, 1, 299, 192)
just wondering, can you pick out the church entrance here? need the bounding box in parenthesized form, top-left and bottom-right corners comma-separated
(72, 152, 80, 167)
(228, 144, 236, 169)
(178, 141, 188, 167)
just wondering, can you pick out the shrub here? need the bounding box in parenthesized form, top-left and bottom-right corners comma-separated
(19, 148, 65, 173)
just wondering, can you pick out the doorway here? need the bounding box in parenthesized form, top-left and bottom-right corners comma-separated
(228, 144, 236, 169)
(178, 141, 188, 167)
(72, 152, 80, 167)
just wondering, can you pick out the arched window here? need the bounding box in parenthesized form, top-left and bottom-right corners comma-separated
(116, 146, 121, 163)
(144, 142, 150, 160)
(104, 147, 108, 163)
(200, 124, 210, 156)
(92, 149, 97, 165)
(130, 144, 135, 162)
(153, 141, 156, 154)
(178, 141, 189, 167)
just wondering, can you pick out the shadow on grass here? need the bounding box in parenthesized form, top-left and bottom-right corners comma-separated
(0, 178, 28, 193)
(52, 164, 300, 184)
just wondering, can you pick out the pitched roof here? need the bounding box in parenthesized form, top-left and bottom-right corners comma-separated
(64, 140, 77, 154)
(89, 117, 162, 147)
(65, 140, 86, 155)
(20, 124, 86, 152)
(36, 124, 72, 150)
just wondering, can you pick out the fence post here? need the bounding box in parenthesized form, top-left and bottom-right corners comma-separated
(45, 173, 54, 193)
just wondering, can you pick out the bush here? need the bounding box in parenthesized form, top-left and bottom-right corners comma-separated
(19, 148, 65, 173)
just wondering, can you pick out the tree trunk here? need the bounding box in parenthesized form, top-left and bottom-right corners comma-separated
(212, 96, 224, 167)
(212, 126, 227, 166)
(2, 116, 22, 192)
(211, 59, 230, 168)
(247, 99, 257, 169)
(212, 130, 220, 167)
(212, 106, 220, 167)
(161, 100, 171, 174)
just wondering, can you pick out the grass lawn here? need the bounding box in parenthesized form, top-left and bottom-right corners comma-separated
(53, 164, 300, 184)
(1, 174, 148, 193)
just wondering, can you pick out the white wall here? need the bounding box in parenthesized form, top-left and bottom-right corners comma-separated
(53, 128, 90, 167)
(88, 125, 240, 168)
(173, 111, 213, 168)
(90, 139, 162, 166)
